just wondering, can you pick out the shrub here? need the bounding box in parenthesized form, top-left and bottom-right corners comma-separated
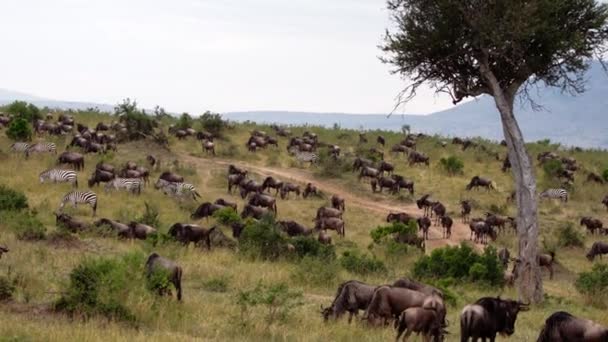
(239, 216, 287, 261)
(175, 112, 193, 130)
(5, 101, 41, 123)
(236, 282, 303, 326)
(137, 202, 160, 228)
(413, 243, 503, 286)
(0, 185, 28, 212)
(556, 223, 585, 248)
(2, 211, 46, 241)
(603, 169, 608, 182)
(315, 149, 352, 179)
(6, 118, 32, 141)
(115, 99, 158, 141)
(202, 276, 230, 293)
(576, 264, 608, 307)
(213, 207, 242, 226)
(439, 156, 464, 175)
(291, 256, 339, 286)
(340, 250, 387, 275)
(0, 276, 16, 301)
(55, 253, 142, 322)
(199, 111, 225, 136)
(290, 236, 336, 261)
(542, 159, 563, 179)
(370, 221, 417, 244)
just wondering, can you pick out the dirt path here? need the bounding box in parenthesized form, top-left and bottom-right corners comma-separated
(180, 154, 478, 251)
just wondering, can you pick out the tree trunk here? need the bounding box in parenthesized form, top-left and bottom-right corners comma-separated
(480, 65, 543, 303)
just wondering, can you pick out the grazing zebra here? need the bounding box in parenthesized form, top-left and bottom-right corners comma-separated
(25, 142, 57, 157)
(39, 169, 78, 187)
(59, 191, 98, 216)
(155, 178, 201, 201)
(10, 142, 29, 153)
(104, 178, 144, 195)
(294, 152, 318, 165)
(539, 188, 568, 203)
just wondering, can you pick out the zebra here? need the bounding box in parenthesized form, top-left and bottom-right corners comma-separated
(39, 169, 78, 188)
(59, 191, 98, 216)
(104, 178, 144, 195)
(294, 151, 318, 166)
(539, 188, 568, 203)
(155, 178, 201, 201)
(10, 142, 30, 154)
(25, 142, 57, 158)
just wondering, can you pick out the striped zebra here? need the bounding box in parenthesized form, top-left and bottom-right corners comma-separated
(39, 169, 78, 187)
(294, 151, 318, 166)
(155, 178, 201, 201)
(59, 191, 98, 216)
(104, 178, 144, 195)
(539, 188, 568, 203)
(10, 142, 30, 153)
(26, 142, 57, 158)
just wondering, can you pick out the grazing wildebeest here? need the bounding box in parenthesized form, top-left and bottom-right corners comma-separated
(498, 248, 510, 268)
(359, 166, 380, 182)
(440, 216, 453, 239)
(88, 169, 115, 187)
(241, 204, 270, 219)
(145, 253, 183, 301)
(395, 307, 447, 342)
(580, 217, 603, 234)
(196, 131, 214, 141)
(391, 175, 415, 195)
(321, 280, 377, 323)
(55, 213, 88, 232)
(239, 179, 264, 199)
(375, 177, 400, 194)
(391, 144, 410, 156)
(460, 297, 529, 341)
(128, 222, 157, 240)
(168, 223, 216, 249)
(408, 151, 430, 166)
(262, 176, 283, 194)
(191, 202, 225, 220)
(94, 218, 131, 237)
(586, 241, 608, 261)
(214, 198, 237, 211)
(537, 311, 608, 342)
(227, 173, 246, 193)
(377, 135, 385, 146)
(318, 230, 332, 245)
(416, 194, 435, 217)
(279, 183, 301, 199)
(315, 217, 345, 237)
(466, 176, 495, 191)
(417, 217, 432, 240)
(364, 286, 446, 327)
(352, 157, 373, 172)
(303, 183, 318, 199)
(57, 152, 84, 171)
(395, 233, 425, 251)
(387, 212, 415, 224)
(316, 206, 343, 220)
(331, 195, 345, 211)
(377, 160, 394, 175)
(392, 278, 443, 298)
(248, 193, 277, 214)
(485, 213, 508, 233)
(277, 220, 313, 237)
(96, 162, 116, 174)
(159, 171, 184, 183)
(460, 200, 472, 223)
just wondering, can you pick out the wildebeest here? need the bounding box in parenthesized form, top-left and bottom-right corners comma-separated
(88, 169, 115, 187)
(0, 245, 9, 259)
(364, 286, 446, 327)
(159, 171, 184, 183)
(417, 217, 432, 240)
(469, 220, 496, 244)
(417, 194, 436, 217)
(408, 151, 430, 166)
(603, 195, 608, 211)
(513, 252, 555, 279)
(392, 278, 443, 298)
(248, 193, 277, 214)
(322, 280, 377, 323)
(586, 241, 608, 261)
(96, 162, 116, 175)
(580, 217, 603, 234)
(316, 206, 343, 220)
(262, 176, 283, 194)
(214, 198, 237, 211)
(227, 173, 246, 193)
(431, 202, 446, 225)
(498, 248, 510, 268)
(485, 213, 508, 233)
(586, 172, 604, 184)
(395, 232, 425, 251)
(241, 204, 270, 219)
(377, 161, 394, 175)
(128, 222, 157, 240)
(466, 176, 495, 191)
(359, 166, 380, 182)
(537, 311, 608, 342)
(278, 220, 313, 237)
(331, 195, 345, 212)
(318, 230, 332, 245)
(440, 216, 453, 239)
(57, 152, 84, 170)
(231, 222, 246, 239)
(352, 157, 373, 172)
(315, 217, 345, 237)
(94, 218, 131, 237)
(395, 307, 447, 342)
(391, 175, 415, 195)
(55, 212, 88, 232)
(460, 297, 529, 341)
(387, 212, 415, 224)
(377, 135, 385, 146)
(168, 223, 216, 249)
(279, 183, 301, 199)
(228, 164, 248, 176)
(202, 140, 215, 155)
(303, 183, 319, 199)
(239, 179, 264, 199)
(460, 200, 472, 223)
(374, 177, 400, 194)
(391, 144, 411, 156)
(145, 253, 183, 301)
(191, 202, 226, 220)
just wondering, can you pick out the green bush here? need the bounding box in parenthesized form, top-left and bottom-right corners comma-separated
(5, 101, 41, 123)
(6, 118, 32, 142)
(439, 156, 464, 175)
(603, 169, 608, 182)
(115, 99, 158, 141)
(542, 159, 563, 179)
(239, 216, 287, 261)
(557, 223, 585, 248)
(199, 111, 226, 136)
(340, 250, 387, 275)
(370, 221, 417, 244)
(315, 149, 352, 179)
(413, 243, 503, 286)
(236, 282, 303, 326)
(55, 253, 142, 322)
(213, 207, 242, 226)
(2, 211, 46, 241)
(576, 264, 608, 307)
(175, 112, 193, 130)
(0, 185, 28, 212)
(290, 236, 336, 261)
(0, 276, 16, 301)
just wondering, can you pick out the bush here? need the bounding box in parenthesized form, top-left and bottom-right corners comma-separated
(290, 236, 336, 261)
(6, 118, 32, 141)
(239, 216, 287, 261)
(413, 243, 503, 286)
(542, 159, 563, 179)
(0, 185, 28, 212)
(115, 99, 158, 141)
(175, 112, 193, 130)
(603, 169, 608, 182)
(202, 276, 230, 293)
(315, 149, 352, 178)
(236, 282, 303, 326)
(2, 211, 46, 241)
(556, 223, 585, 248)
(340, 250, 387, 275)
(55, 253, 142, 322)
(370, 221, 417, 244)
(5, 101, 41, 123)
(439, 156, 464, 175)
(199, 111, 225, 136)
(576, 264, 608, 307)
(0, 276, 16, 301)
(213, 207, 242, 226)
(137, 202, 160, 228)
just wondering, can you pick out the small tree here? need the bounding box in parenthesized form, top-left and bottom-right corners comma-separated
(199, 111, 225, 136)
(382, 0, 608, 303)
(176, 113, 193, 130)
(439, 156, 464, 176)
(5, 101, 41, 123)
(5, 118, 32, 141)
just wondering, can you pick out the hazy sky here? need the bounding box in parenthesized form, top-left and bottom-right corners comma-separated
(0, 0, 464, 114)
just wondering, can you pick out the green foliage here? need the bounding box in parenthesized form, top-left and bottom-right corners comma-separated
(290, 236, 336, 261)
(340, 250, 387, 275)
(137, 202, 160, 228)
(0, 276, 16, 301)
(239, 216, 287, 261)
(556, 223, 585, 248)
(1, 211, 46, 241)
(291, 256, 339, 286)
(439, 156, 464, 175)
(543, 159, 563, 179)
(6, 118, 32, 142)
(0, 185, 28, 212)
(576, 263, 608, 307)
(5, 101, 41, 123)
(413, 244, 503, 286)
(315, 149, 351, 179)
(236, 282, 303, 326)
(55, 253, 143, 322)
(537, 139, 552, 146)
(199, 111, 225, 136)
(370, 221, 417, 244)
(213, 207, 242, 226)
(115, 98, 158, 141)
(175, 113, 193, 130)
(602, 169, 608, 182)
(202, 276, 230, 293)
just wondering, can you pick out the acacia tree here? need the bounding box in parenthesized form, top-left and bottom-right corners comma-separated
(382, 0, 608, 302)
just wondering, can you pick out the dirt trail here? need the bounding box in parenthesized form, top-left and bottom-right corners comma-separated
(180, 154, 478, 251)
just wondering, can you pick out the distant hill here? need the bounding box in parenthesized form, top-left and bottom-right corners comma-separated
(0, 89, 114, 112)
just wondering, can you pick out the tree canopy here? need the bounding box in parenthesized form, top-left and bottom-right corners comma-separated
(5, 101, 41, 123)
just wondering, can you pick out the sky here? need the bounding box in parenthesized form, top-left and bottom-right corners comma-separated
(0, 1, 467, 115)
